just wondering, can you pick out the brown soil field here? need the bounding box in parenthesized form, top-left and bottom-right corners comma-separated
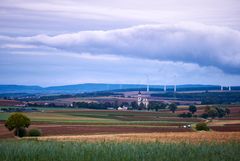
(0, 121, 186, 126)
(31, 125, 192, 136)
(216, 117, 240, 120)
(225, 123, 240, 126)
(0, 99, 24, 106)
(0, 124, 13, 138)
(175, 105, 239, 114)
(208, 120, 240, 132)
(0, 122, 192, 139)
(208, 120, 240, 126)
(36, 132, 240, 143)
(210, 125, 240, 132)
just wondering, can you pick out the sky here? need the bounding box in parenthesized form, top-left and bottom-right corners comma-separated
(0, 0, 240, 86)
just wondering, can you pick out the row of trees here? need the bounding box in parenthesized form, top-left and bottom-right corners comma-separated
(151, 92, 240, 104)
(201, 106, 230, 119)
(117, 101, 177, 112)
(27, 102, 68, 108)
(72, 101, 180, 113)
(178, 105, 230, 119)
(178, 105, 197, 118)
(72, 102, 117, 109)
(147, 101, 178, 113)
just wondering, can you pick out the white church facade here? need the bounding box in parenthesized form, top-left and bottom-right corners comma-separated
(137, 91, 149, 108)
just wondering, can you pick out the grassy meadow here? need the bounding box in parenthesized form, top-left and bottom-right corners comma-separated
(0, 140, 239, 161)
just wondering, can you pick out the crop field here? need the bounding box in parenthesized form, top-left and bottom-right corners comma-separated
(0, 105, 240, 138)
(0, 139, 239, 161)
(0, 108, 206, 125)
(37, 132, 240, 143)
(0, 106, 240, 161)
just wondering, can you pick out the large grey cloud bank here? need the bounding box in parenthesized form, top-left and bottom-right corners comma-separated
(1, 22, 240, 74)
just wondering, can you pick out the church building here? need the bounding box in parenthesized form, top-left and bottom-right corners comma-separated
(137, 91, 149, 108)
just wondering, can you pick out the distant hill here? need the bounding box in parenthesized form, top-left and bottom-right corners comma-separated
(0, 85, 42, 93)
(0, 84, 239, 94)
(0, 84, 146, 94)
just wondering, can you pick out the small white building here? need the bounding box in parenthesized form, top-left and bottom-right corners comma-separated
(118, 106, 128, 110)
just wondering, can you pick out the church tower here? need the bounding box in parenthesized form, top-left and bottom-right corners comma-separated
(137, 91, 142, 106)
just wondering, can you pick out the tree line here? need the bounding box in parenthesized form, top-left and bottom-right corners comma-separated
(178, 105, 230, 119)
(151, 92, 240, 104)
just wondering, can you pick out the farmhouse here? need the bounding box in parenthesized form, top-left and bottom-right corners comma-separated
(117, 106, 128, 110)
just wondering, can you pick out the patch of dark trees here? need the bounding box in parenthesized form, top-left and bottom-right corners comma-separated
(147, 101, 168, 111)
(72, 102, 118, 109)
(200, 106, 230, 119)
(26, 102, 68, 108)
(0, 107, 38, 112)
(178, 105, 230, 119)
(151, 92, 240, 104)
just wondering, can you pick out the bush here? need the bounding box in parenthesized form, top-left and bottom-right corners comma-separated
(200, 113, 209, 119)
(196, 122, 209, 131)
(178, 112, 192, 118)
(28, 128, 42, 137)
(189, 105, 197, 114)
(14, 127, 27, 137)
(207, 108, 218, 119)
(169, 103, 177, 113)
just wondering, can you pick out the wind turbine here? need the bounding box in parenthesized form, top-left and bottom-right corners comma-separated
(174, 75, 177, 93)
(164, 85, 167, 92)
(221, 85, 223, 91)
(157, 67, 167, 93)
(145, 74, 150, 93)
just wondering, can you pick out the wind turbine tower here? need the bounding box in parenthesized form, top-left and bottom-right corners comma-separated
(146, 74, 150, 93)
(173, 75, 177, 93)
(164, 85, 167, 92)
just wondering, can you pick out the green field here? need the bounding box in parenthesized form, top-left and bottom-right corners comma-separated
(0, 140, 239, 161)
(0, 109, 198, 125)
